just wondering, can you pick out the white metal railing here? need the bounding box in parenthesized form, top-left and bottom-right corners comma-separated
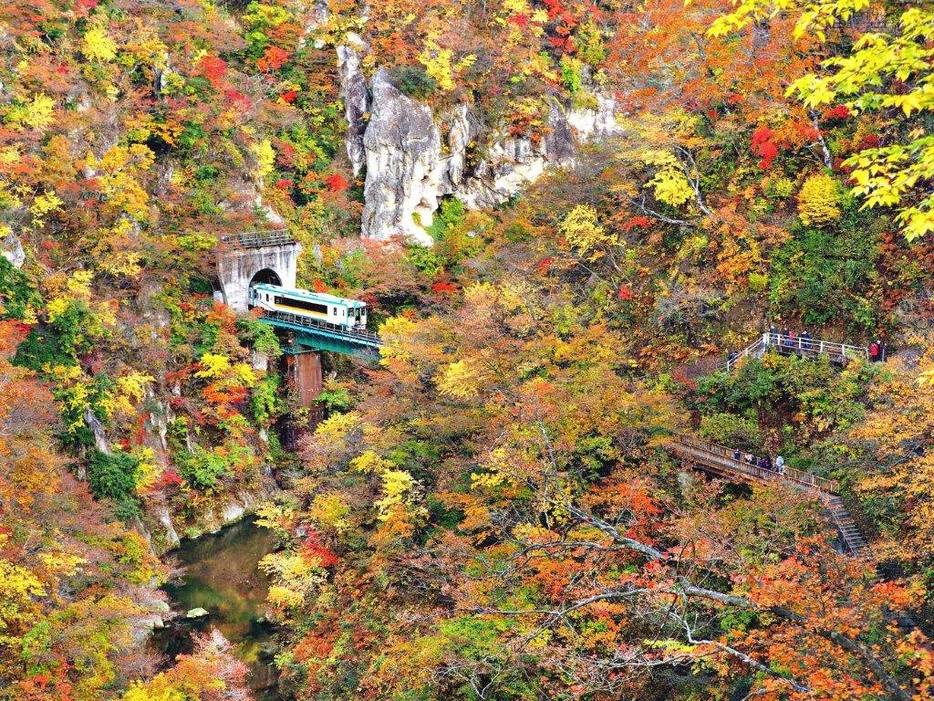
(725, 333, 868, 371)
(724, 336, 765, 372)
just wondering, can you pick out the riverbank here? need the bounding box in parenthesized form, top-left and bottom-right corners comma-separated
(155, 517, 283, 699)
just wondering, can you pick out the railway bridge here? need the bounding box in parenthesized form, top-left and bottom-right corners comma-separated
(215, 231, 382, 428)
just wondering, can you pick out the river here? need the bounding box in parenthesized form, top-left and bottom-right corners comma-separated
(157, 517, 283, 700)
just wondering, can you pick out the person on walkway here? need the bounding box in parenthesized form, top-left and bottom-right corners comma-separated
(775, 455, 785, 475)
(758, 456, 769, 471)
(745, 452, 756, 465)
(801, 329, 811, 350)
(785, 331, 795, 348)
(733, 448, 742, 462)
(769, 324, 778, 345)
(869, 340, 880, 362)
(728, 350, 738, 365)
(881, 341, 888, 362)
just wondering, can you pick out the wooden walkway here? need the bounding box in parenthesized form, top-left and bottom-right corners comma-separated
(726, 333, 869, 372)
(670, 435, 868, 555)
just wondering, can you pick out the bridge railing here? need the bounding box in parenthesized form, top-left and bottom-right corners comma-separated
(218, 232, 297, 249)
(671, 434, 839, 494)
(262, 309, 382, 347)
(725, 333, 868, 372)
(724, 336, 765, 372)
(761, 333, 868, 361)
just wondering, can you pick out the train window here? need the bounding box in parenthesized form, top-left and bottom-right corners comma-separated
(274, 295, 327, 315)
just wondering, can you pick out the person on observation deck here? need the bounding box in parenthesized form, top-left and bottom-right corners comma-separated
(869, 340, 880, 362)
(775, 455, 785, 475)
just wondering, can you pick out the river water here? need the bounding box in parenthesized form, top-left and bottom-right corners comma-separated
(158, 517, 283, 699)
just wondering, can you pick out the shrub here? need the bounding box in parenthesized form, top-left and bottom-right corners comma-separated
(699, 413, 763, 451)
(391, 66, 437, 100)
(176, 445, 235, 490)
(87, 450, 140, 502)
(0, 256, 40, 321)
(747, 272, 769, 293)
(765, 176, 794, 200)
(798, 173, 841, 226)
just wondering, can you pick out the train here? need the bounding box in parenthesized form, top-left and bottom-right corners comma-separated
(249, 283, 368, 331)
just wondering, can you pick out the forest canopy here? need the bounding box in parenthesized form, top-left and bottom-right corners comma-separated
(1, 0, 934, 699)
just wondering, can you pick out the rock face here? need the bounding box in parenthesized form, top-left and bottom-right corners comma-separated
(1, 229, 25, 268)
(360, 69, 441, 246)
(84, 407, 112, 455)
(348, 65, 622, 243)
(337, 39, 369, 177)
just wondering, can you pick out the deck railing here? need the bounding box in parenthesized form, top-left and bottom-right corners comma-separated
(725, 333, 869, 371)
(671, 434, 839, 494)
(262, 309, 382, 347)
(218, 231, 297, 249)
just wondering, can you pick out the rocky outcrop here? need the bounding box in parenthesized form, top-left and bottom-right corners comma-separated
(337, 38, 369, 177)
(347, 65, 622, 243)
(84, 407, 112, 455)
(360, 69, 441, 246)
(1, 229, 24, 268)
(149, 483, 278, 553)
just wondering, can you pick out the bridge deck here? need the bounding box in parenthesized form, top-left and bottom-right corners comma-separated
(260, 309, 382, 359)
(726, 333, 868, 372)
(669, 435, 867, 555)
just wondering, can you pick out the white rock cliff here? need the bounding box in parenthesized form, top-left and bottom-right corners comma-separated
(346, 62, 621, 243)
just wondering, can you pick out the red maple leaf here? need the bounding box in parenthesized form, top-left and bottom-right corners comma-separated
(258, 46, 290, 72)
(822, 105, 851, 121)
(750, 125, 779, 169)
(431, 281, 459, 294)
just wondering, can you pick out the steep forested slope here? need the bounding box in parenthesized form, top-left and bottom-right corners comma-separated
(2, 0, 934, 699)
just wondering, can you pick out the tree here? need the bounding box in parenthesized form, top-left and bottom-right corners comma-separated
(709, 0, 934, 240)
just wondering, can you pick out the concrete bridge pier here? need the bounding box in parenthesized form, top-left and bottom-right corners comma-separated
(279, 349, 325, 451)
(285, 350, 323, 409)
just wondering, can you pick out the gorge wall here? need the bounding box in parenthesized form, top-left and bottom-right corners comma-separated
(338, 42, 622, 245)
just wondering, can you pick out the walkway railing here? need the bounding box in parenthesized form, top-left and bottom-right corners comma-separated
(218, 231, 297, 249)
(668, 435, 871, 556)
(725, 336, 765, 372)
(670, 434, 840, 494)
(725, 333, 868, 372)
(261, 309, 382, 347)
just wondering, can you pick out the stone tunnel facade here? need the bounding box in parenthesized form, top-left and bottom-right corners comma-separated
(216, 241, 301, 312)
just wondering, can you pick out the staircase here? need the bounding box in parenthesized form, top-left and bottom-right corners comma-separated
(724, 336, 766, 372)
(824, 495, 869, 556)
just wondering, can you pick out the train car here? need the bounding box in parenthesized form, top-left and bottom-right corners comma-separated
(249, 283, 368, 330)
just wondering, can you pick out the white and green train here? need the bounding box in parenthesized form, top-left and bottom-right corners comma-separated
(249, 283, 368, 330)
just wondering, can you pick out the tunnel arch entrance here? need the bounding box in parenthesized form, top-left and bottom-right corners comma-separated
(249, 268, 282, 287)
